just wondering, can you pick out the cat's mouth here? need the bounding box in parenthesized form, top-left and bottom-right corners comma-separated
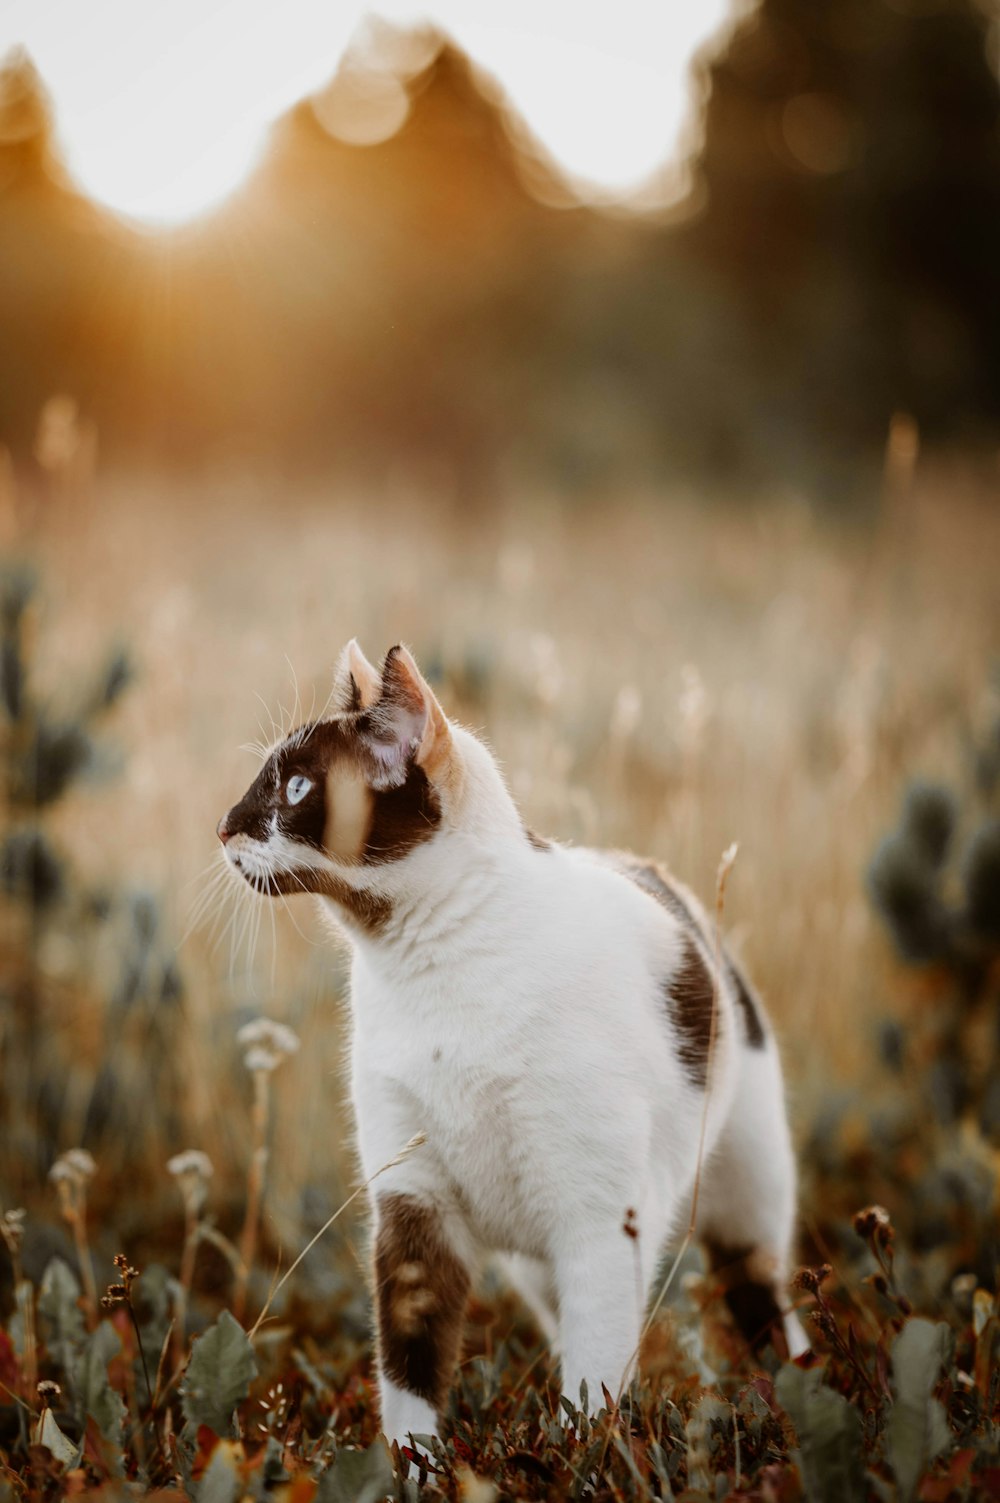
(224, 844, 286, 897)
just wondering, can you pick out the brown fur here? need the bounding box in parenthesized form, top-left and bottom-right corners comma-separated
(705, 1241, 789, 1359)
(361, 767, 442, 865)
(313, 872, 393, 933)
(664, 934, 716, 1089)
(621, 856, 767, 1052)
(724, 957, 767, 1049)
(374, 1193, 471, 1409)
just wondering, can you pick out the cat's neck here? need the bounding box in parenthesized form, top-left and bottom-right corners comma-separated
(320, 727, 532, 967)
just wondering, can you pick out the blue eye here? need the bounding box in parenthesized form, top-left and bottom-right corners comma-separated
(286, 775, 312, 806)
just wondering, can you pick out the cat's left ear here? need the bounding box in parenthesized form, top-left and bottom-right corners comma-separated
(333, 638, 382, 712)
(363, 645, 452, 789)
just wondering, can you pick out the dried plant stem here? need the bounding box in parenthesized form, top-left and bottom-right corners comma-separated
(62, 1200, 98, 1329)
(247, 1132, 426, 1341)
(15, 1280, 37, 1397)
(172, 1209, 200, 1369)
(235, 1068, 271, 1321)
(127, 1297, 153, 1409)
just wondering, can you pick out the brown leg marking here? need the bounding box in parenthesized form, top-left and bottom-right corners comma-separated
(705, 1242, 789, 1360)
(374, 1193, 471, 1410)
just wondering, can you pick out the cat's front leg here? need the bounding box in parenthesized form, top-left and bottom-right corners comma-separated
(373, 1191, 471, 1453)
(554, 1225, 650, 1412)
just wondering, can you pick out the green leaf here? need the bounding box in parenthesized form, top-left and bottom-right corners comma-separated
(181, 1310, 257, 1438)
(775, 1364, 865, 1503)
(77, 1321, 126, 1445)
(887, 1319, 954, 1502)
(316, 1438, 394, 1503)
(198, 1444, 241, 1503)
(37, 1258, 86, 1377)
(36, 1408, 79, 1467)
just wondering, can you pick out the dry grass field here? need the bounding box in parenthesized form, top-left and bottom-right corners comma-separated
(1, 454, 998, 1496)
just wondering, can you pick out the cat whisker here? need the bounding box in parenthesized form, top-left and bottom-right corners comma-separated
(299, 676, 339, 744)
(230, 880, 259, 984)
(180, 860, 235, 947)
(285, 654, 303, 733)
(254, 691, 281, 753)
(275, 891, 327, 949)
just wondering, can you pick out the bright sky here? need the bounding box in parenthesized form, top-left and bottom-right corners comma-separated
(0, 0, 732, 226)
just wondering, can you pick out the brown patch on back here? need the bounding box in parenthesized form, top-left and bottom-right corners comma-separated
(665, 934, 715, 1088)
(623, 858, 702, 932)
(705, 1241, 789, 1360)
(374, 1193, 470, 1409)
(621, 856, 769, 1053)
(524, 826, 551, 852)
(725, 953, 767, 1049)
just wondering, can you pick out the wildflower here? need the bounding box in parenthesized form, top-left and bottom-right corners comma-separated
(48, 1149, 98, 1324)
(48, 1148, 96, 1187)
(238, 1017, 300, 1073)
(101, 1254, 139, 1310)
(792, 1263, 832, 1294)
(167, 1149, 214, 1218)
(233, 1018, 299, 1318)
(853, 1204, 891, 1239)
(49, 1149, 97, 1223)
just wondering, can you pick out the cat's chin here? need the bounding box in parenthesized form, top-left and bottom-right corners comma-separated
(226, 851, 288, 897)
(240, 867, 306, 898)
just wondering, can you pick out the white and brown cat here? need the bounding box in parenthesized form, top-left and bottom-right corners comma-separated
(218, 640, 807, 1450)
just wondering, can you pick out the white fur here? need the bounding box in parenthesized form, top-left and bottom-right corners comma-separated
(229, 719, 805, 1447)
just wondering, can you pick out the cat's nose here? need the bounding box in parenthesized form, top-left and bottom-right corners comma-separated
(217, 817, 231, 845)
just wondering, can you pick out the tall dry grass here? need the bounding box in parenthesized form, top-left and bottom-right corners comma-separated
(12, 457, 998, 1260)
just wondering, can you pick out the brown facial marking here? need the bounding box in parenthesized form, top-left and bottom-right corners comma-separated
(705, 1242, 789, 1360)
(374, 1193, 470, 1409)
(524, 826, 552, 852)
(361, 767, 442, 865)
(664, 934, 715, 1089)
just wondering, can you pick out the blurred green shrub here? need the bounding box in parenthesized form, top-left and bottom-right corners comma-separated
(0, 565, 185, 1201)
(807, 704, 1000, 1301)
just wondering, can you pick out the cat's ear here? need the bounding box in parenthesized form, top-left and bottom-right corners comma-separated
(333, 638, 381, 712)
(363, 644, 451, 789)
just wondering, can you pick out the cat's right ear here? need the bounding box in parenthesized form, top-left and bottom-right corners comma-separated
(333, 639, 382, 712)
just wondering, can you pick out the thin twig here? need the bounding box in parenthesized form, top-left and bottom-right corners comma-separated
(246, 1132, 427, 1341)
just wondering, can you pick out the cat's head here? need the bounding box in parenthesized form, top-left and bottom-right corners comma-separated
(217, 641, 463, 931)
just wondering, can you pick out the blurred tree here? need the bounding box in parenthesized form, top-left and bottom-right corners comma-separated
(686, 0, 1000, 453)
(2, 13, 1000, 494)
